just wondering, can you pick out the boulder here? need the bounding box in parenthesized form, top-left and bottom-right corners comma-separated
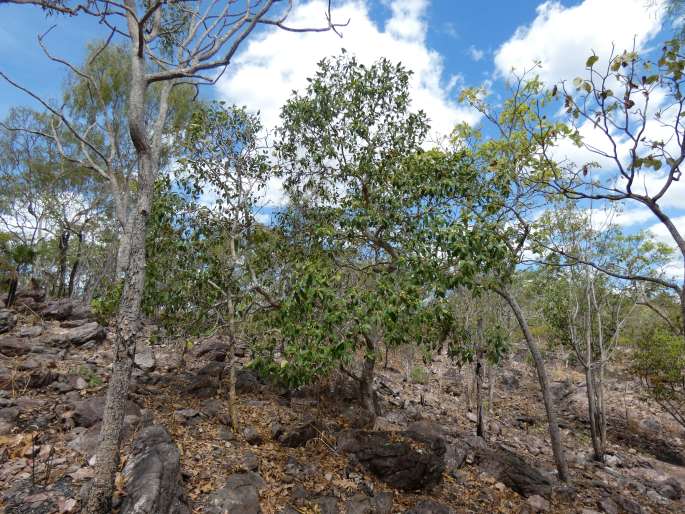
(64, 322, 106, 345)
(0, 335, 29, 356)
(40, 299, 74, 321)
(474, 445, 552, 498)
(277, 421, 320, 448)
(72, 395, 141, 428)
(119, 425, 190, 514)
(135, 342, 156, 372)
(345, 493, 393, 514)
(404, 500, 455, 514)
(0, 309, 16, 334)
(206, 472, 265, 514)
(193, 338, 230, 362)
(235, 369, 262, 393)
(337, 429, 445, 491)
(18, 325, 43, 338)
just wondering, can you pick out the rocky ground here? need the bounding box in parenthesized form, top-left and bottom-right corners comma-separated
(1, 292, 685, 513)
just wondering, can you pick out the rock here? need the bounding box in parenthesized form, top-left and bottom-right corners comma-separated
(0, 335, 29, 356)
(243, 426, 263, 445)
(655, 477, 682, 500)
(218, 426, 236, 441)
(404, 499, 455, 514)
(135, 342, 156, 371)
(284, 456, 318, 480)
(60, 319, 87, 328)
(72, 395, 141, 428)
(526, 495, 550, 512)
(597, 497, 618, 514)
(612, 495, 642, 514)
(345, 493, 392, 514)
(40, 299, 74, 320)
(183, 373, 218, 399)
(194, 338, 230, 362)
(278, 421, 319, 447)
(206, 472, 265, 514)
(499, 370, 521, 390)
(235, 369, 261, 393)
(241, 452, 260, 472)
(18, 325, 43, 338)
(173, 408, 201, 425)
(473, 445, 552, 498)
(201, 399, 224, 418)
(604, 454, 621, 468)
(337, 429, 445, 491)
(0, 309, 16, 334)
(0, 406, 19, 423)
(64, 322, 106, 345)
(119, 425, 190, 514)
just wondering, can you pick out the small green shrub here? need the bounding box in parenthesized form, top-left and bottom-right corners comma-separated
(91, 280, 123, 324)
(410, 365, 429, 384)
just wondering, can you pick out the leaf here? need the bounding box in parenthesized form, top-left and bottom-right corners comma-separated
(586, 55, 599, 67)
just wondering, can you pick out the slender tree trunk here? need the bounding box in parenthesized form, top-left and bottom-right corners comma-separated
(496, 286, 570, 482)
(83, 174, 152, 513)
(585, 365, 603, 461)
(115, 214, 134, 278)
(5, 268, 18, 307)
(360, 337, 379, 417)
(57, 230, 69, 297)
(475, 318, 485, 438)
(84, 27, 159, 511)
(67, 232, 83, 298)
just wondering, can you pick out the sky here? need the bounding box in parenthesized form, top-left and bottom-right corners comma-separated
(0, 0, 683, 274)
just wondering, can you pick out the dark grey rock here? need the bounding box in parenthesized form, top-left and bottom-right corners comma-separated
(337, 429, 445, 491)
(278, 421, 319, 447)
(119, 425, 190, 514)
(404, 499, 455, 514)
(206, 472, 265, 514)
(0, 309, 16, 334)
(0, 335, 29, 356)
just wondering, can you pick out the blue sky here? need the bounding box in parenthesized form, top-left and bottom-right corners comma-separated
(0, 0, 682, 274)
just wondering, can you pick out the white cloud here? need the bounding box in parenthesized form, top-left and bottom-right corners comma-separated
(495, 0, 665, 84)
(468, 45, 484, 62)
(648, 215, 685, 279)
(217, 0, 478, 145)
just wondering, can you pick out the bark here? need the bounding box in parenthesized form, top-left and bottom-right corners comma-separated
(5, 269, 18, 307)
(115, 213, 134, 277)
(360, 337, 380, 417)
(83, 17, 163, 510)
(57, 230, 70, 297)
(475, 318, 485, 438)
(83, 177, 151, 514)
(495, 286, 570, 482)
(67, 231, 83, 298)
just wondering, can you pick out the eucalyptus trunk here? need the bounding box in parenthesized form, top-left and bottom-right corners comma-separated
(84, 23, 171, 510)
(496, 287, 570, 482)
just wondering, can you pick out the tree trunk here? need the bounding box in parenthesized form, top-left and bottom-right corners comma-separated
(115, 213, 134, 278)
(84, 29, 157, 510)
(5, 268, 18, 307)
(496, 286, 570, 482)
(57, 230, 70, 297)
(360, 338, 379, 417)
(83, 175, 151, 513)
(475, 318, 485, 438)
(67, 231, 83, 298)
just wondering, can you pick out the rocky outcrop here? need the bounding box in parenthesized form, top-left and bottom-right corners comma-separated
(337, 429, 446, 491)
(72, 395, 141, 428)
(119, 425, 190, 514)
(0, 336, 30, 356)
(206, 472, 265, 514)
(0, 309, 16, 334)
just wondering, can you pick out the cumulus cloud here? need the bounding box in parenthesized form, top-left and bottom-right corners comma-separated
(494, 0, 665, 84)
(216, 0, 478, 142)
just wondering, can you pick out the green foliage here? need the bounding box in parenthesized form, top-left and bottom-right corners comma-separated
(410, 365, 429, 384)
(91, 280, 123, 324)
(632, 326, 685, 427)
